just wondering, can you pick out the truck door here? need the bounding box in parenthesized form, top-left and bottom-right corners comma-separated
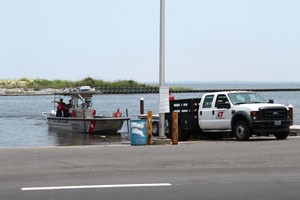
(199, 94, 232, 130)
(198, 94, 216, 129)
(213, 94, 232, 129)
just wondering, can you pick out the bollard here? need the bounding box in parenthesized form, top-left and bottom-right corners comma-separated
(288, 104, 293, 125)
(126, 108, 129, 134)
(147, 111, 152, 145)
(140, 98, 144, 115)
(172, 112, 178, 145)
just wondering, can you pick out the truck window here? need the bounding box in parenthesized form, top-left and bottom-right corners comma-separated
(215, 94, 229, 108)
(228, 93, 266, 105)
(202, 95, 214, 108)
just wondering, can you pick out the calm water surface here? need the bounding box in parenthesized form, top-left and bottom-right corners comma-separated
(1, 83, 300, 147)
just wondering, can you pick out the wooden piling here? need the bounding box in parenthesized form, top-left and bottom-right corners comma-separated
(140, 98, 144, 115)
(288, 104, 294, 125)
(147, 111, 152, 145)
(172, 112, 178, 145)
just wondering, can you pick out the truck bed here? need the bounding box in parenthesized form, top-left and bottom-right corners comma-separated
(165, 98, 202, 140)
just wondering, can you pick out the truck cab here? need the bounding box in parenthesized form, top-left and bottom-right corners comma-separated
(198, 91, 291, 140)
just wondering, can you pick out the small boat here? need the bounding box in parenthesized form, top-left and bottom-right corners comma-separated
(42, 86, 130, 134)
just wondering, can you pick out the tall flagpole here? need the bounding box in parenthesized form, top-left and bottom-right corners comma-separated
(159, 0, 166, 138)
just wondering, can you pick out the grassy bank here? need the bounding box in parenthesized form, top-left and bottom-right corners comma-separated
(0, 77, 192, 93)
(0, 77, 150, 90)
(0, 77, 192, 96)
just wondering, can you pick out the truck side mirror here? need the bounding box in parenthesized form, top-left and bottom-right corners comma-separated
(269, 99, 274, 104)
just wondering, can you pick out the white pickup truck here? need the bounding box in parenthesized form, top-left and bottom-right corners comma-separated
(164, 91, 291, 141)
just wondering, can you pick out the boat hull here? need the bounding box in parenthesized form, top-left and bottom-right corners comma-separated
(45, 115, 129, 134)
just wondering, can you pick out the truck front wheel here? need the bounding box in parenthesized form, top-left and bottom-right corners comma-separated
(274, 132, 289, 140)
(233, 120, 251, 141)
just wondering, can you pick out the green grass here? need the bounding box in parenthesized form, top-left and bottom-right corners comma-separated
(0, 77, 193, 92)
(0, 77, 152, 90)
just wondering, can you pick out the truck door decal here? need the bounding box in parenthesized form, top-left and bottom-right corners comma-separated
(217, 111, 224, 118)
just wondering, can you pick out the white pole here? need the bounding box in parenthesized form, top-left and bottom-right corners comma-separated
(159, 0, 166, 138)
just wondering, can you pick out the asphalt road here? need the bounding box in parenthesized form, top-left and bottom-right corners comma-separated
(1, 137, 300, 200)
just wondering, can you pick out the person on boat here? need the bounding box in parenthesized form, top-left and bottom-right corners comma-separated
(52, 98, 65, 117)
(63, 99, 72, 117)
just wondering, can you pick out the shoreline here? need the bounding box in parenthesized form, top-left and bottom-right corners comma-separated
(0, 88, 62, 96)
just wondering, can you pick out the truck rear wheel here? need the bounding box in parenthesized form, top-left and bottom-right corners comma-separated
(233, 120, 251, 141)
(178, 129, 190, 141)
(274, 132, 289, 140)
(152, 121, 159, 137)
(166, 125, 190, 141)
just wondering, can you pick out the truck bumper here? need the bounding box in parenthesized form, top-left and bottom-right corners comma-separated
(250, 120, 291, 133)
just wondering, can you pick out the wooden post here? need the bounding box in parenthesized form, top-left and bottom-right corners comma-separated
(126, 108, 129, 134)
(140, 98, 144, 115)
(288, 104, 293, 125)
(147, 111, 153, 145)
(172, 112, 178, 145)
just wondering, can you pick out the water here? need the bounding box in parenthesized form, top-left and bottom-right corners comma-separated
(1, 82, 300, 147)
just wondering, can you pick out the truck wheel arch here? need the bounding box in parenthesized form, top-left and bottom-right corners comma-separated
(231, 111, 252, 141)
(231, 111, 252, 128)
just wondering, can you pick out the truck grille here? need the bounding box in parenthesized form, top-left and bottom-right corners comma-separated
(260, 107, 287, 119)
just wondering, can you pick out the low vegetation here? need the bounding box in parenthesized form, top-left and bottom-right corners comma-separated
(0, 77, 150, 90)
(0, 78, 193, 95)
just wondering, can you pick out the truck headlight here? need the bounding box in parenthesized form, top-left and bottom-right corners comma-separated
(251, 111, 258, 120)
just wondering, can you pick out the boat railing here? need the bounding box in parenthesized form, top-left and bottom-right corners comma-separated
(42, 112, 50, 120)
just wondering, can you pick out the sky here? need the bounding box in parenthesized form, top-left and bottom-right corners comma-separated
(0, 0, 300, 83)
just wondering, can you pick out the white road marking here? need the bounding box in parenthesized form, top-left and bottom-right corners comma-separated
(21, 183, 172, 191)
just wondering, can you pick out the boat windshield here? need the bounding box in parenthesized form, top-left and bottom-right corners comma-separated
(73, 97, 93, 109)
(53, 90, 95, 110)
(85, 97, 92, 107)
(228, 92, 266, 105)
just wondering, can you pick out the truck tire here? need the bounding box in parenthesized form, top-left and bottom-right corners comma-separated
(165, 125, 190, 141)
(152, 121, 159, 137)
(178, 129, 190, 141)
(233, 120, 251, 141)
(274, 132, 289, 140)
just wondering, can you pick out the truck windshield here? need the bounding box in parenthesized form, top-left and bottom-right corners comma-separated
(228, 93, 266, 105)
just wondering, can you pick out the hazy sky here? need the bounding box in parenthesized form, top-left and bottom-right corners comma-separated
(0, 0, 299, 83)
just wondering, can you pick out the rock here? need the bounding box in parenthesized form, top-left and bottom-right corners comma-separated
(0, 88, 62, 96)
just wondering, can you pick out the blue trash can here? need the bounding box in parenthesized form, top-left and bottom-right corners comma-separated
(130, 119, 147, 145)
